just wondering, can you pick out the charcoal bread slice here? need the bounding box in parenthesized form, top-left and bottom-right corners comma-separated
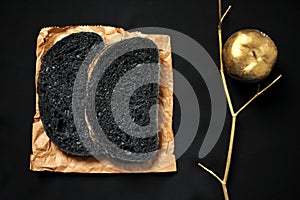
(38, 32, 105, 156)
(85, 37, 160, 163)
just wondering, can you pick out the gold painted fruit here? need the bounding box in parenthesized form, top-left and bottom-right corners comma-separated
(223, 29, 278, 83)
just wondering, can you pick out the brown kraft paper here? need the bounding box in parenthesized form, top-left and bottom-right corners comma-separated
(30, 25, 176, 173)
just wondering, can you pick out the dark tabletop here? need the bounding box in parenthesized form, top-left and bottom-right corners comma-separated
(0, 0, 298, 199)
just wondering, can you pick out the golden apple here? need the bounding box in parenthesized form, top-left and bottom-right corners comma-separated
(223, 29, 278, 82)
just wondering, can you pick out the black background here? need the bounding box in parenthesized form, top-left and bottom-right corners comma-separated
(0, 0, 299, 199)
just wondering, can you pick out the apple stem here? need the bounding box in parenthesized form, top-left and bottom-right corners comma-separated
(252, 50, 257, 59)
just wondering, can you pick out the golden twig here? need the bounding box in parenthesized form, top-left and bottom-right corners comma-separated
(223, 115, 236, 184)
(236, 75, 282, 115)
(198, 1, 282, 200)
(220, 5, 232, 24)
(218, 4, 234, 115)
(197, 163, 223, 183)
